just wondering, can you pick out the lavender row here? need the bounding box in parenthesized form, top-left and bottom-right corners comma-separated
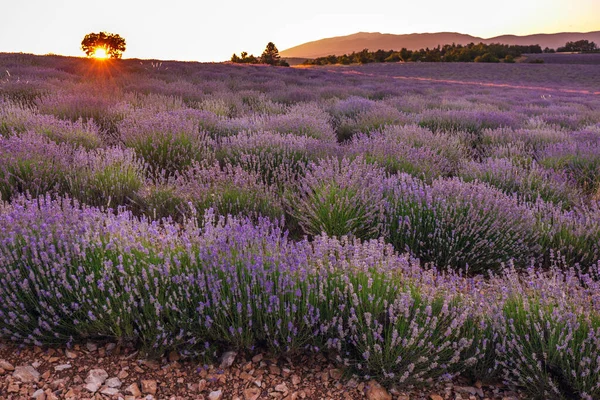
(0, 196, 598, 398)
(2, 125, 598, 271)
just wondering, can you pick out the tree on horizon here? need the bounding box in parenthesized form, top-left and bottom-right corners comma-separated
(261, 42, 281, 66)
(81, 32, 126, 59)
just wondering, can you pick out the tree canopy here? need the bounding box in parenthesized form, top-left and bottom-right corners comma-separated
(261, 42, 281, 65)
(302, 43, 542, 65)
(81, 32, 126, 59)
(231, 42, 289, 66)
(557, 40, 598, 53)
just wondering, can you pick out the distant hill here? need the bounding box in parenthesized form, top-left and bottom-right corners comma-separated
(280, 31, 600, 58)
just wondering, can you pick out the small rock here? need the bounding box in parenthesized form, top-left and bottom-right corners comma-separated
(198, 379, 207, 391)
(84, 383, 101, 393)
(118, 369, 129, 379)
(32, 361, 42, 368)
(430, 395, 444, 400)
(329, 368, 343, 380)
(8, 384, 20, 393)
(106, 343, 117, 352)
(252, 354, 263, 363)
(291, 375, 301, 386)
(275, 383, 289, 393)
(219, 351, 237, 369)
(244, 387, 261, 400)
(126, 383, 142, 397)
(456, 386, 477, 395)
(208, 390, 223, 400)
(240, 371, 253, 381)
(269, 365, 281, 375)
(0, 367, 5, 375)
(55, 364, 72, 372)
(86, 342, 98, 352)
(86, 369, 108, 386)
(32, 389, 46, 400)
(106, 377, 122, 388)
(65, 349, 77, 359)
(346, 378, 358, 388)
(50, 378, 67, 390)
(0, 359, 15, 371)
(141, 380, 158, 395)
(100, 387, 120, 396)
(168, 350, 180, 362)
(13, 365, 40, 383)
(366, 380, 392, 400)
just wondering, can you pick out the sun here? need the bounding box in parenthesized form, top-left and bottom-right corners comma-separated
(92, 47, 108, 59)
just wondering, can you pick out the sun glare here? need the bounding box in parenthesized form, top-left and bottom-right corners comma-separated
(93, 47, 108, 59)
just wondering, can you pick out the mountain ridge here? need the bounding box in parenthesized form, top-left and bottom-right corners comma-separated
(280, 31, 600, 58)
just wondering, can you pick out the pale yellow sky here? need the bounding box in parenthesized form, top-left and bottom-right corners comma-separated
(0, 0, 598, 62)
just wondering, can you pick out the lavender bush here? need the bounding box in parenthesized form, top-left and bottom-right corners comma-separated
(459, 158, 580, 207)
(0, 132, 72, 201)
(288, 157, 388, 240)
(68, 147, 146, 208)
(119, 109, 215, 176)
(385, 176, 539, 273)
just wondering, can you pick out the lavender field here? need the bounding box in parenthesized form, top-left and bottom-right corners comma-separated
(1, 53, 600, 399)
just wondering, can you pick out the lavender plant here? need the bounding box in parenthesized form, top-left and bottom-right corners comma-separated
(459, 158, 580, 208)
(385, 176, 539, 273)
(119, 110, 215, 176)
(68, 147, 146, 208)
(288, 157, 389, 240)
(0, 132, 72, 201)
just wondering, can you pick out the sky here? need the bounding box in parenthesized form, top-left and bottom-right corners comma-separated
(0, 0, 598, 62)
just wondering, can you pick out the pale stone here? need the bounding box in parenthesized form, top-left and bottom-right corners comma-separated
(141, 380, 158, 395)
(106, 377, 122, 388)
(291, 375, 301, 386)
(244, 387, 261, 400)
(275, 383, 289, 393)
(126, 383, 142, 397)
(86, 342, 98, 352)
(366, 380, 392, 400)
(100, 387, 120, 396)
(219, 351, 237, 369)
(0, 360, 15, 371)
(208, 390, 223, 400)
(13, 365, 40, 383)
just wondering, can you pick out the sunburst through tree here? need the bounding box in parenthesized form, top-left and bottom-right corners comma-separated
(81, 32, 126, 59)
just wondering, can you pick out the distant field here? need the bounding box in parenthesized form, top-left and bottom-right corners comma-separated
(327, 61, 600, 93)
(521, 52, 600, 64)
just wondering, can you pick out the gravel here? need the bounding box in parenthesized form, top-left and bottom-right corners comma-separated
(0, 341, 525, 399)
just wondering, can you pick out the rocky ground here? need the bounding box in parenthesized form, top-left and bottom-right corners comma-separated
(0, 341, 524, 400)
